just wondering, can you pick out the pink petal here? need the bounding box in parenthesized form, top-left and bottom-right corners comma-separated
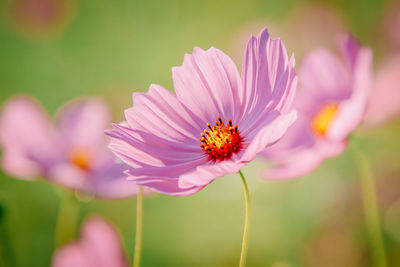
(125, 84, 203, 144)
(49, 163, 90, 191)
(107, 124, 205, 168)
(260, 112, 315, 159)
(240, 110, 297, 163)
(125, 169, 205, 197)
(52, 245, 91, 267)
(240, 28, 297, 131)
(329, 45, 373, 141)
(263, 140, 347, 180)
(0, 97, 59, 179)
(56, 98, 111, 154)
(178, 158, 245, 188)
(364, 54, 400, 127)
(52, 217, 128, 267)
(91, 159, 151, 199)
(172, 47, 243, 123)
(297, 49, 351, 106)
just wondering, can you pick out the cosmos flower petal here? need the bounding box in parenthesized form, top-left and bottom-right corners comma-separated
(240, 110, 297, 163)
(240, 27, 297, 130)
(172, 47, 242, 123)
(52, 217, 128, 267)
(107, 124, 205, 168)
(178, 159, 245, 188)
(0, 97, 58, 179)
(125, 170, 205, 197)
(56, 98, 110, 151)
(328, 39, 373, 141)
(125, 84, 205, 144)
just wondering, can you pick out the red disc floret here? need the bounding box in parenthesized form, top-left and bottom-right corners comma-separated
(200, 117, 243, 162)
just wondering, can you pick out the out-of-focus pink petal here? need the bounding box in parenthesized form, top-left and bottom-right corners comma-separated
(0, 97, 59, 179)
(52, 245, 90, 267)
(297, 49, 350, 110)
(262, 141, 346, 180)
(52, 216, 128, 267)
(91, 159, 151, 199)
(49, 163, 89, 191)
(329, 46, 373, 141)
(56, 98, 110, 154)
(172, 47, 243, 123)
(364, 54, 400, 127)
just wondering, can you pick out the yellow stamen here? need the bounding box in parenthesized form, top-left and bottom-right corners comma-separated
(200, 117, 242, 161)
(311, 103, 338, 136)
(68, 147, 93, 171)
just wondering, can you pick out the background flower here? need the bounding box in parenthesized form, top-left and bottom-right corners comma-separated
(0, 96, 142, 199)
(261, 34, 373, 179)
(51, 216, 128, 267)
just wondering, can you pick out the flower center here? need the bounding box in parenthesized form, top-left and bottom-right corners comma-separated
(68, 147, 93, 171)
(200, 117, 243, 162)
(311, 103, 339, 136)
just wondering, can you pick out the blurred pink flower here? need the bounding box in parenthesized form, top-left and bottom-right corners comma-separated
(8, 0, 76, 40)
(364, 54, 400, 127)
(106, 28, 297, 196)
(261, 35, 373, 179)
(51, 216, 128, 267)
(0, 96, 142, 199)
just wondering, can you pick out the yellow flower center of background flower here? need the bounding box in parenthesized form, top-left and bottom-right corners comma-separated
(200, 117, 242, 162)
(68, 147, 93, 171)
(311, 103, 339, 136)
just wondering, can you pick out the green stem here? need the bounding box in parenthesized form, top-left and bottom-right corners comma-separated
(54, 190, 80, 248)
(238, 170, 251, 267)
(0, 204, 16, 267)
(354, 146, 387, 267)
(133, 186, 143, 267)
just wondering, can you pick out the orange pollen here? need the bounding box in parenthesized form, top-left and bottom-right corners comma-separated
(200, 117, 243, 162)
(311, 103, 339, 136)
(68, 147, 93, 171)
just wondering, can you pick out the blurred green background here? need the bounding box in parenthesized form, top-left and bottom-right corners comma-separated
(1, 0, 400, 266)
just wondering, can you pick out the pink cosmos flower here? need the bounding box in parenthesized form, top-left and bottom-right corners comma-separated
(364, 54, 400, 127)
(261, 34, 373, 179)
(0, 96, 141, 199)
(51, 216, 128, 267)
(106, 28, 297, 196)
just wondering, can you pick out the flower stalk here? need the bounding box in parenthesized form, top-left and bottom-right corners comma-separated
(238, 170, 250, 267)
(354, 145, 387, 267)
(133, 186, 143, 267)
(54, 189, 80, 248)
